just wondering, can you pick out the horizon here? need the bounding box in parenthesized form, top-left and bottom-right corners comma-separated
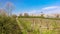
(0, 0, 60, 15)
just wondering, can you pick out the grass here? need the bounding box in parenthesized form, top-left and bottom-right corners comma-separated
(16, 18, 60, 34)
(1, 16, 60, 34)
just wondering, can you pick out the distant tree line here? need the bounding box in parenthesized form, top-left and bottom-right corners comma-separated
(0, 2, 60, 18)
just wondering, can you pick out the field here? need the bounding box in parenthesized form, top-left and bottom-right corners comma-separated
(16, 18, 60, 34)
(0, 16, 60, 34)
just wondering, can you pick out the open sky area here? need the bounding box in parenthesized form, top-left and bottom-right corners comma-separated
(0, 0, 60, 15)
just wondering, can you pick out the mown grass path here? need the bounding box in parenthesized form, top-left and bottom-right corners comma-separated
(16, 17, 28, 34)
(16, 17, 22, 29)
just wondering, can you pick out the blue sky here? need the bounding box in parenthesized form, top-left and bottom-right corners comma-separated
(0, 0, 60, 15)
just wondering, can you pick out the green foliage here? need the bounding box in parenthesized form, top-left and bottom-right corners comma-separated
(17, 18, 60, 34)
(0, 16, 21, 34)
(0, 15, 60, 34)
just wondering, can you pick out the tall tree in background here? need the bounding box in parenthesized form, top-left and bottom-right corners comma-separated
(24, 13, 29, 17)
(19, 13, 22, 16)
(56, 14, 59, 18)
(40, 11, 44, 18)
(0, 9, 6, 16)
(5, 2, 15, 16)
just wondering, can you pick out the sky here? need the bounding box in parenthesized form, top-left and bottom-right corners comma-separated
(0, 0, 60, 15)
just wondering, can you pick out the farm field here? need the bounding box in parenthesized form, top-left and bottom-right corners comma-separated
(0, 16, 60, 34)
(16, 18, 60, 34)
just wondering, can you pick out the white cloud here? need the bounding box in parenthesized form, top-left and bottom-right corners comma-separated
(16, 6, 60, 15)
(28, 6, 60, 14)
(41, 6, 60, 14)
(42, 6, 60, 10)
